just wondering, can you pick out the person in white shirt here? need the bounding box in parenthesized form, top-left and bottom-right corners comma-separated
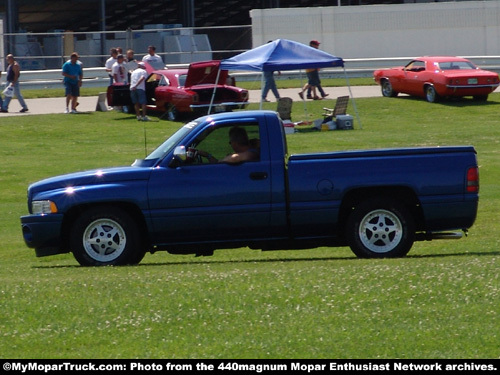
(111, 54, 127, 84)
(129, 62, 149, 121)
(142, 45, 164, 70)
(105, 48, 118, 84)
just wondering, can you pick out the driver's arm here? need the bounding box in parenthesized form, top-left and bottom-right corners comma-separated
(197, 150, 217, 163)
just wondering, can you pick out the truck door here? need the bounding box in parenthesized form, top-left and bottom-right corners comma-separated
(147, 122, 273, 244)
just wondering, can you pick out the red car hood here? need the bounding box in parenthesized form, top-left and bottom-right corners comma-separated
(184, 60, 229, 87)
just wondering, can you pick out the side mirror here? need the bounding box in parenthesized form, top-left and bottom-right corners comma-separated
(168, 146, 187, 168)
(173, 145, 187, 161)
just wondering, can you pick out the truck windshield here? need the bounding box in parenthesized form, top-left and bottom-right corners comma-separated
(145, 120, 200, 160)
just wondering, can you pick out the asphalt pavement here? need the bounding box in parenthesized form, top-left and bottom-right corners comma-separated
(0, 86, 382, 117)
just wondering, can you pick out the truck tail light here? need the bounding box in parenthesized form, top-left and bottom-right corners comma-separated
(466, 167, 479, 193)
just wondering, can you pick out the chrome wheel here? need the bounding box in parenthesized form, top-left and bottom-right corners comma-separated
(358, 209, 403, 253)
(425, 85, 438, 103)
(82, 218, 127, 263)
(381, 80, 397, 97)
(346, 198, 415, 258)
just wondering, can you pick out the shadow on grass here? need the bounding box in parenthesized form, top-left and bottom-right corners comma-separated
(395, 95, 500, 107)
(33, 249, 500, 269)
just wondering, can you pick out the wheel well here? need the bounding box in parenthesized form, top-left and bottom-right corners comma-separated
(60, 202, 150, 251)
(337, 187, 425, 237)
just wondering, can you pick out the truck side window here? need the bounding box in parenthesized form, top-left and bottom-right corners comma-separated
(192, 123, 260, 164)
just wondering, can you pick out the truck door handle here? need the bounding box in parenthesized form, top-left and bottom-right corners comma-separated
(250, 172, 268, 180)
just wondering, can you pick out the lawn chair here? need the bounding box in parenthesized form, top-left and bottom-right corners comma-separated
(277, 97, 293, 121)
(321, 96, 353, 130)
(322, 95, 349, 119)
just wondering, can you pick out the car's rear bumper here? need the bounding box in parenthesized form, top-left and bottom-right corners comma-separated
(444, 84, 498, 96)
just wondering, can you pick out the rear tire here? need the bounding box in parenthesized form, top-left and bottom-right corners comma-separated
(425, 85, 439, 103)
(71, 206, 145, 266)
(346, 198, 415, 258)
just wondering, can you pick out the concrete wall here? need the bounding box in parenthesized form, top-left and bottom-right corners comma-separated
(250, 1, 500, 59)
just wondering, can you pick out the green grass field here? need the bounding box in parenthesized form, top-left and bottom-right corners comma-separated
(0, 93, 498, 359)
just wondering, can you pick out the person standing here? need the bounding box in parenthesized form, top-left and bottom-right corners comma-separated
(105, 48, 118, 84)
(129, 62, 149, 121)
(112, 54, 127, 84)
(142, 45, 164, 70)
(125, 49, 138, 81)
(1, 54, 28, 113)
(62, 52, 83, 114)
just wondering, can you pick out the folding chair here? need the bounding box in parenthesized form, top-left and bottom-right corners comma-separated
(277, 97, 293, 121)
(322, 95, 349, 119)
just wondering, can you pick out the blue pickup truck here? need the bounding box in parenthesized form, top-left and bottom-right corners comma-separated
(21, 110, 479, 266)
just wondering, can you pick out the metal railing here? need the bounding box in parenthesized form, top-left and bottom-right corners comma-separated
(1, 25, 253, 72)
(9, 56, 500, 91)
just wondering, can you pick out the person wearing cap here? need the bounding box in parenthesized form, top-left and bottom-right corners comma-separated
(307, 40, 329, 99)
(130, 62, 150, 121)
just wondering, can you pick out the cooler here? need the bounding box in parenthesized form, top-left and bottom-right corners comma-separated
(336, 115, 354, 130)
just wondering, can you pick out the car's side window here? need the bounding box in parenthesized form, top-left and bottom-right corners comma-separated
(407, 61, 425, 72)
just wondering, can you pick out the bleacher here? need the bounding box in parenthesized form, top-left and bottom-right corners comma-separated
(8, 0, 398, 33)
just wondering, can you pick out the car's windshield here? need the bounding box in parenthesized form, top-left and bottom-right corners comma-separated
(178, 74, 187, 87)
(145, 120, 200, 160)
(438, 61, 477, 70)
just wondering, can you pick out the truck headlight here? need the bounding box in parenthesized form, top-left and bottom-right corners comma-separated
(32, 200, 58, 214)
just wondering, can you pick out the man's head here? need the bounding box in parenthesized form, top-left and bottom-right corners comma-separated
(228, 126, 249, 151)
(70, 52, 79, 64)
(310, 40, 320, 49)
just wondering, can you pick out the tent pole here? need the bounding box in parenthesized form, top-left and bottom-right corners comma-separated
(259, 72, 264, 110)
(300, 70, 309, 121)
(343, 67, 362, 129)
(208, 68, 222, 114)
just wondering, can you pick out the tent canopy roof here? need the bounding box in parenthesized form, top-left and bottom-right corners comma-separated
(220, 39, 344, 72)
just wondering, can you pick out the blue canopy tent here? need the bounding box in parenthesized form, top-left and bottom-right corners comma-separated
(209, 39, 360, 127)
(220, 38, 344, 71)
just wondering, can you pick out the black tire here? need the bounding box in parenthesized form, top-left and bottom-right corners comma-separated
(71, 206, 145, 266)
(473, 95, 488, 102)
(425, 85, 439, 103)
(346, 198, 415, 258)
(381, 79, 398, 97)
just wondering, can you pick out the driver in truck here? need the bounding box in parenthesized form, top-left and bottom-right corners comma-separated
(198, 126, 260, 164)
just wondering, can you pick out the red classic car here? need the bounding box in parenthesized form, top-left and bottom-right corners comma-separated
(373, 56, 499, 102)
(107, 60, 249, 120)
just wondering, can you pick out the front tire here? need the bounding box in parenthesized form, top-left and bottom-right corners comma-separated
(346, 198, 415, 258)
(71, 206, 145, 266)
(381, 79, 398, 97)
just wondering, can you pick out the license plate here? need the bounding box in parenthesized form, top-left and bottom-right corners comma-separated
(468, 78, 478, 84)
(214, 105, 226, 112)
